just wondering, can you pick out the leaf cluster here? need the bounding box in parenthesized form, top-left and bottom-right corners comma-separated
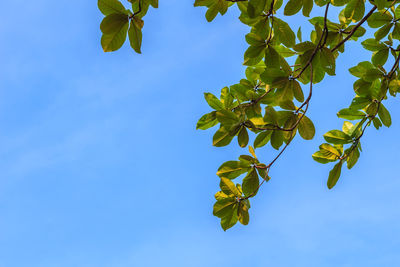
(98, 0, 158, 52)
(195, 0, 400, 229)
(98, 0, 400, 230)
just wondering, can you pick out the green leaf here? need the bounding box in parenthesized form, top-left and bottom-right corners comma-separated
(346, 25, 366, 38)
(246, 105, 263, 121)
(372, 48, 389, 66)
(194, 0, 210, 7)
(213, 197, 236, 217)
(363, 69, 383, 82)
(128, 18, 143, 53)
(213, 197, 239, 230)
(298, 115, 315, 140)
(327, 161, 343, 189)
(349, 61, 374, 78)
(274, 18, 296, 48)
(205, 4, 219, 22)
(389, 79, 400, 92)
(323, 130, 351, 144)
(373, 117, 382, 129)
(217, 0, 229, 15)
(312, 143, 341, 164)
(315, 0, 330, 6)
(367, 12, 392, 28)
(213, 126, 234, 147)
(216, 110, 239, 125)
(98, 0, 127, 15)
(254, 130, 272, 148)
(378, 103, 391, 127)
(361, 39, 386, 51)
(217, 161, 250, 179)
(275, 82, 294, 103)
(260, 68, 288, 85)
(257, 169, 269, 182)
(249, 145, 257, 159)
(245, 33, 265, 45)
(252, 17, 271, 38)
(220, 87, 234, 109)
(349, 97, 371, 110)
(214, 191, 229, 200)
(247, 0, 267, 18)
(342, 121, 355, 136)
(220, 177, 241, 196)
(130, 0, 150, 18)
(302, 0, 313, 16)
(230, 84, 251, 102)
(220, 203, 238, 231)
(264, 106, 279, 125)
(346, 148, 360, 169)
(245, 44, 266, 59)
(337, 108, 365, 120)
(238, 201, 250, 225)
(374, 23, 393, 41)
(320, 47, 336, 75)
(196, 111, 218, 130)
(100, 13, 129, 34)
(396, 4, 400, 19)
(149, 0, 158, 8)
(292, 81, 304, 102)
(366, 102, 379, 116)
(282, 113, 297, 140)
(204, 93, 224, 110)
(320, 143, 342, 157)
(265, 46, 281, 68)
(344, 0, 364, 22)
(101, 20, 129, 52)
(331, 0, 350, 7)
(312, 152, 336, 164)
(275, 45, 296, 57)
(392, 23, 400, 40)
(238, 127, 249, 148)
(374, 0, 387, 10)
(284, 0, 302, 16)
(239, 155, 258, 164)
(297, 27, 303, 42)
(270, 130, 284, 150)
(242, 169, 259, 197)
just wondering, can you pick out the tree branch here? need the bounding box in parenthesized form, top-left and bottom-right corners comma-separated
(293, 3, 330, 79)
(243, 64, 314, 200)
(341, 51, 400, 161)
(331, 6, 377, 52)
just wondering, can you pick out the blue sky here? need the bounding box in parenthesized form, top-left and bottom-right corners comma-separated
(0, 1, 400, 266)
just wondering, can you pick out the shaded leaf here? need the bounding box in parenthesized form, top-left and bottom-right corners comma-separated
(327, 161, 343, 189)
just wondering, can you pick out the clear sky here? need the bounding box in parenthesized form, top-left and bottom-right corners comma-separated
(1, 1, 400, 266)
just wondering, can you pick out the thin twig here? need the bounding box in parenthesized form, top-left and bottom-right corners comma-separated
(129, 0, 142, 19)
(341, 51, 400, 160)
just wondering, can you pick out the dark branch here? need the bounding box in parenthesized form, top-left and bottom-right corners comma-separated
(243, 64, 314, 200)
(293, 3, 330, 79)
(129, 0, 142, 19)
(331, 6, 377, 52)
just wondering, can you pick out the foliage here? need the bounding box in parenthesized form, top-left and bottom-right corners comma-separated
(98, 0, 158, 52)
(98, 0, 400, 230)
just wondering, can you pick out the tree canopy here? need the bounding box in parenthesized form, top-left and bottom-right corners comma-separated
(98, 0, 400, 230)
